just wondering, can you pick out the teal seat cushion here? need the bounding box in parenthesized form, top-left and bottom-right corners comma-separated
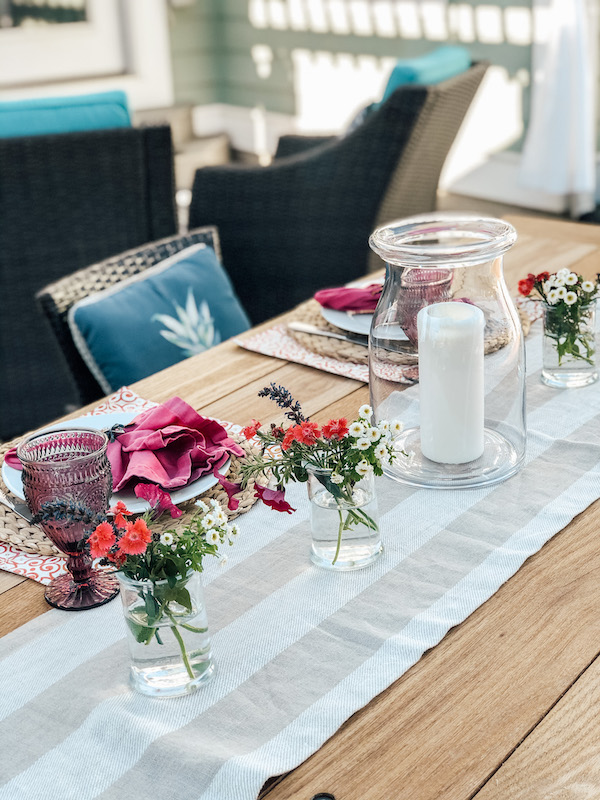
(380, 46, 471, 104)
(68, 243, 250, 393)
(0, 90, 131, 139)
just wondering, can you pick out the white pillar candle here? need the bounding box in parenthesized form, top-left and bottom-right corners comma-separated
(417, 301, 485, 464)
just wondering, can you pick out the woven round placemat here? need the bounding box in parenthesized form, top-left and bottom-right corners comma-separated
(287, 300, 531, 363)
(0, 436, 260, 558)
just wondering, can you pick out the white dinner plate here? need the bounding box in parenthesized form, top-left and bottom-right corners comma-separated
(2, 412, 229, 514)
(320, 307, 374, 336)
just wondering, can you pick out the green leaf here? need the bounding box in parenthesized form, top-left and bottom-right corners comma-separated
(174, 586, 193, 613)
(126, 617, 155, 645)
(144, 591, 161, 624)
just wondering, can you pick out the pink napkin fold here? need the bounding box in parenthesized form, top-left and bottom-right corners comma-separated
(107, 397, 244, 492)
(4, 398, 244, 496)
(314, 283, 382, 312)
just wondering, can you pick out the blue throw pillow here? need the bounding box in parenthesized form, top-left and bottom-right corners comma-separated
(0, 90, 131, 139)
(68, 243, 250, 393)
(380, 46, 471, 104)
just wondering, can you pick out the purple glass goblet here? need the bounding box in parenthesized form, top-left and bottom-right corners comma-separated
(17, 428, 119, 611)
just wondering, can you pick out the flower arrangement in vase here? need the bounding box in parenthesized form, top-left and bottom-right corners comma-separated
(88, 496, 239, 697)
(518, 268, 600, 387)
(221, 384, 402, 570)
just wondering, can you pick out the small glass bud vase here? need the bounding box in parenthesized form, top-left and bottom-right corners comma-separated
(307, 467, 381, 571)
(117, 570, 215, 697)
(541, 301, 598, 388)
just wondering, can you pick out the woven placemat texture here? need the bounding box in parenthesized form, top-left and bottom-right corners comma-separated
(0, 436, 259, 558)
(287, 300, 531, 363)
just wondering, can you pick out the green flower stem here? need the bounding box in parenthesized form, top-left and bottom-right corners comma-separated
(180, 622, 208, 634)
(333, 508, 344, 565)
(167, 614, 195, 681)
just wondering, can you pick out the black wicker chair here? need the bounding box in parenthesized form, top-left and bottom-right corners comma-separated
(189, 62, 488, 326)
(37, 227, 222, 407)
(0, 125, 177, 440)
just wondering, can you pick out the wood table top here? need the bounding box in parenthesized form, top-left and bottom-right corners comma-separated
(2, 214, 600, 799)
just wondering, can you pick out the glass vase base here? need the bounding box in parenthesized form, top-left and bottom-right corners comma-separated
(384, 427, 525, 489)
(311, 542, 383, 571)
(130, 657, 216, 698)
(44, 570, 120, 611)
(541, 367, 598, 389)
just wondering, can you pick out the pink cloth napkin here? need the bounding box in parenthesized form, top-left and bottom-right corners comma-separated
(107, 397, 244, 492)
(314, 284, 382, 312)
(4, 397, 244, 494)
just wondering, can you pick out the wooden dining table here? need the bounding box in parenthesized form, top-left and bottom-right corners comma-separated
(2, 214, 600, 799)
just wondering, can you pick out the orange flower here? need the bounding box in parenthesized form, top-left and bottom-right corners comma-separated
(281, 426, 299, 451)
(242, 419, 262, 439)
(88, 521, 116, 559)
(296, 421, 320, 445)
(110, 500, 132, 529)
(118, 518, 152, 556)
(321, 418, 349, 440)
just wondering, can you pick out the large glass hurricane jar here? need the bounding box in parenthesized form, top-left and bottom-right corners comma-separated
(369, 214, 525, 489)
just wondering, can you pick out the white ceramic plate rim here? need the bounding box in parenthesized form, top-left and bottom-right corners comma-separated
(320, 307, 374, 336)
(2, 412, 229, 514)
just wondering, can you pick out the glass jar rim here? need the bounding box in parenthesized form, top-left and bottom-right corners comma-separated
(16, 427, 109, 465)
(116, 568, 197, 588)
(369, 213, 517, 267)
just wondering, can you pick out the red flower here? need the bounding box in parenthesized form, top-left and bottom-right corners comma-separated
(88, 521, 116, 559)
(536, 271, 550, 283)
(296, 421, 320, 445)
(321, 418, 349, 440)
(118, 518, 152, 556)
(215, 470, 241, 511)
(134, 483, 182, 518)
(518, 278, 535, 296)
(254, 484, 296, 514)
(281, 426, 299, 451)
(110, 500, 132, 529)
(242, 419, 262, 439)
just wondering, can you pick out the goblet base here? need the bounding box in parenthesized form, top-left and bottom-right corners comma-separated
(45, 570, 120, 611)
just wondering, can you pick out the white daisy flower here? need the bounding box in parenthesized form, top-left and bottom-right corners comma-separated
(206, 529, 220, 545)
(349, 421, 365, 437)
(210, 498, 222, 511)
(356, 459, 372, 476)
(160, 532, 174, 546)
(556, 268, 570, 279)
(553, 275, 566, 287)
(582, 280, 595, 293)
(374, 443, 388, 461)
(203, 513, 216, 528)
(555, 286, 567, 299)
(564, 291, 578, 305)
(227, 523, 240, 540)
(391, 420, 404, 434)
(219, 554, 229, 566)
(565, 272, 578, 285)
(358, 404, 373, 420)
(367, 427, 381, 442)
(378, 420, 390, 432)
(195, 499, 209, 512)
(330, 472, 344, 484)
(543, 280, 554, 294)
(354, 437, 371, 451)
(547, 288, 559, 304)
(217, 511, 228, 525)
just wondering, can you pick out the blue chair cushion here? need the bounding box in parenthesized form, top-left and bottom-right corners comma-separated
(68, 243, 250, 393)
(345, 46, 471, 134)
(380, 46, 471, 103)
(0, 90, 131, 139)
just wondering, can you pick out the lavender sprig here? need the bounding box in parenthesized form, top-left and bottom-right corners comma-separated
(258, 383, 307, 424)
